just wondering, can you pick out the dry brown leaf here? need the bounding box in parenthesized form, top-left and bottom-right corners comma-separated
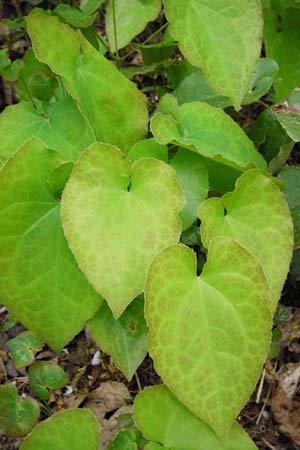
(279, 362, 300, 399)
(271, 381, 300, 445)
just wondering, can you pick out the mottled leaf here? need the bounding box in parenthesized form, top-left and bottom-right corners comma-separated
(198, 170, 293, 314)
(27, 12, 148, 153)
(164, 0, 263, 108)
(62, 143, 184, 317)
(145, 237, 271, 438)
(151, 95, 267, 173)
(6, 331, 43, 369)
(0, 139, 101, 352)
(134, 385, 258, 449)
(106, 0, 161, 51)
(88, 296, 148, 380)
(28, 362, 67, 400)
(0, 384, 40, 437)
(0, 97, 95, 162)
(20, 409, 100, 450)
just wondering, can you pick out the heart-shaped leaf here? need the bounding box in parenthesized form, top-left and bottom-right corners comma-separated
(0, 97, 95, 163)
(107, 429, 137, 450)
(151, 95, 267, 173)
(27, 12, 148, 153)
(28, 362, 67, 400)
(134, 385, 258, 450)
(62, 142, 184, 317)
(20, 409, 100, 450)
(170, 148, 208, 230)
(0, 384, 40, 437)
(164, 0, 263, 108)
(0, 139, 101, 352)
(145, 237, 272, 438)
(88, 296, 148, 380)
(198, 170, 294, 314)
(6, 331, 43, 369)
(106, 0, 161, 51)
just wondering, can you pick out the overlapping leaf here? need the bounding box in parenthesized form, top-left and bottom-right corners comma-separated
(198, 170, 294, 314)
(20, 409, 100, 450)
(0, 139, 101, 352)
(27, 12, 148, 153)
(28, 362, 67, 400)
(106, 0, 161, 51)
(62, 143, 184, 317)
(164, 0, 263, 108)
(128, 138, 168, 163)
(278, 167, 300, 248)
(134, 385, 258, 449)
(88, 296, 148, 380)
(0, 97, 95, 162)
(151, 95, 267, 173)
(145, 237, 271, 438)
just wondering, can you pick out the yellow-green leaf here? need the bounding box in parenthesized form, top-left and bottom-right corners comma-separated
(145, 237, 271, 438)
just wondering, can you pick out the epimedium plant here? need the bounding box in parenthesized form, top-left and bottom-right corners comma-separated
(0, 0, 299, 449)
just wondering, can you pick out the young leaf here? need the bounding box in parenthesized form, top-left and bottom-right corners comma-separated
(27, 12, 148, 153)
(278, 167, 300, 248)
(88, 296, 148, 380)
(107, 429, 137, 450)
(20, 409, 100, 450)
(0, 385, 40, 437)
(134, 385, 258, 450)
(0, 139, 101, 352)
(145, 237, 272, 438)
(164, 0, 263, 108)
(106, 0, 161, 51)
(151, 95, 267, 173)
(264, 8, 300, 101)
(127, 138, 168, 163)
(62, 143, 184, 317)
(198, 170, 294, 314)
(6, 331, 43, 369)
(0, 97, 95, 162)
(170, 148, 208, 230)
(28, 362, 67, 400)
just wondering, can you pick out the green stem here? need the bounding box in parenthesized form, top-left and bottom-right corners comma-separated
(119, 22, 168, 62)
(111, 0, 120, 65)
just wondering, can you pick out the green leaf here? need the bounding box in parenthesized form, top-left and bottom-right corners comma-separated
(134, 385, 258, 450)
(151, 95, 267, 173)
(145, 237, 272, 438)
(20, 409, 100, 450)
(164, 0, 263, 108)
(170, 148, 208, 230)
(0, 384, 40, 437)
(28, 362, 67, 400)
(6, 331, 43, 369)
(0, 48, 11, 72)
(173, 69, 232, 109)
(198, 170, 294, 314)
(0, 97, 95, 162)
(27, 12, 148, 154)
(88, 296, 148, 380)
(264, 8, 300, 101)
(17, 49, 57, 102)
(80, 0, 105, 15)
(273, 104, 300, 142)
(2, 60, 24, 82)
(0, 139, 101, 352)
(243, 58, 279, 105)
(61, 143, 184, 317)
(54, 4, 96, 28)
(128, 138, 168, 163)
(278, 167, 300, 248)
(107, 429, 137, 450)
(106, 0, 161, 52)
(145, 443, 170, 450)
